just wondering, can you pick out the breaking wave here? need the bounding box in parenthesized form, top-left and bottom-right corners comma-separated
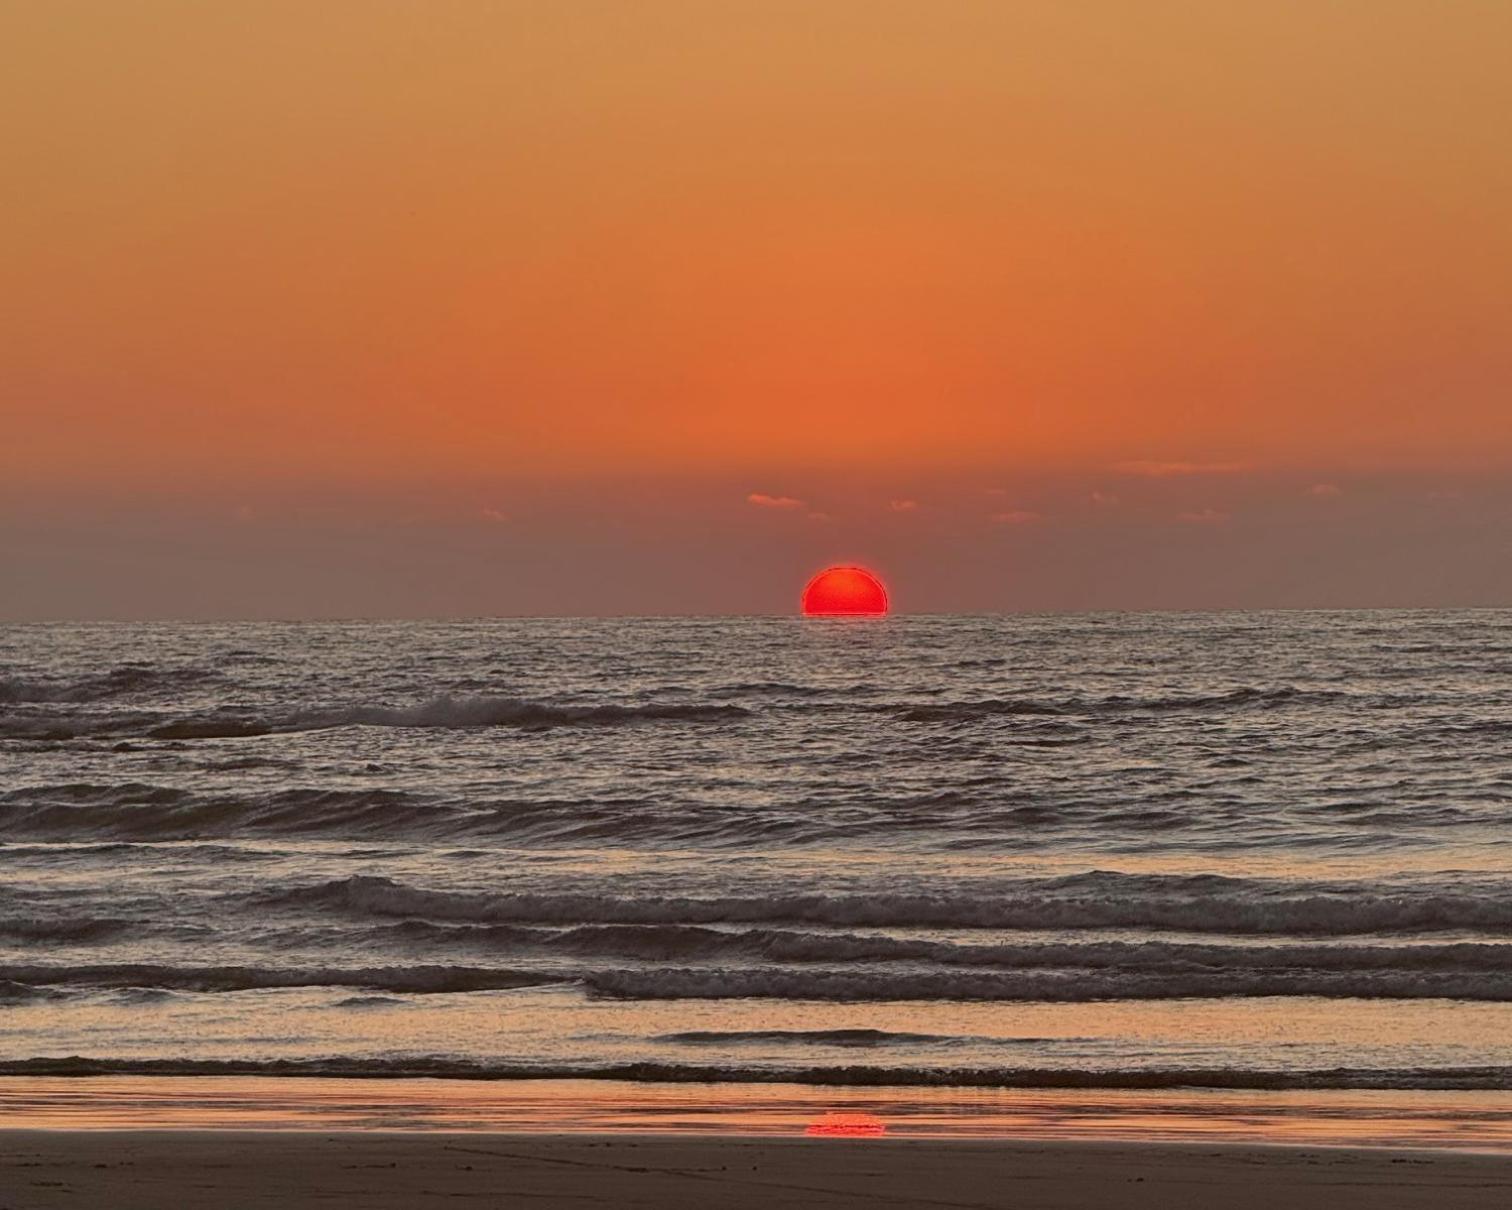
(361, 920, 1512, 974)
(2, 1056, 1508, 1090)
(7, 956, 1512, 1002)
(0, 963, 562, 995)
(0, 980, 60, 1004)
(0, 682, 1398, 745)
(583, 966, 1512, 1002)
(265, 873, 1512, 936)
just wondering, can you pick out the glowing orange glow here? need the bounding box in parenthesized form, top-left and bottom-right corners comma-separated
(6, 3, 1512, 499)
(805, 1111, 887, 1137)
(801, 567, 889, 616)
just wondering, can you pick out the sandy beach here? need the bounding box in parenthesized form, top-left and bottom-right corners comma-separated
(4, 1131, 1511, 1209)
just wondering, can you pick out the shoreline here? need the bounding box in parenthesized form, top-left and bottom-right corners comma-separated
(4, 1075, 1511, 1152)
(4, 1130, 1512, 1209)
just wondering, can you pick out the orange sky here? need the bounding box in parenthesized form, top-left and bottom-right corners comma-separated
(5, 0, 1511, 490)
(3, 3, 1511, 615)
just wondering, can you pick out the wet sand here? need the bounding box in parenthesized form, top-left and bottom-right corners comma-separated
(3, 1131, 1511, 1209)
(7, 1074, 1512, 1150)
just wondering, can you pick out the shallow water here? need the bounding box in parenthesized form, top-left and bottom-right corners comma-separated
(3, 612, 1512, 1090)
(4, 1076, 1512, 1153)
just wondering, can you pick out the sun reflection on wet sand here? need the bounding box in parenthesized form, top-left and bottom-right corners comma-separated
(2, 1078, 1511, 1152)
(805, 1112, 887, 1137)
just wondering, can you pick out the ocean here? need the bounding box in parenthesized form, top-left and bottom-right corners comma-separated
(3, 612, 1512, 1101)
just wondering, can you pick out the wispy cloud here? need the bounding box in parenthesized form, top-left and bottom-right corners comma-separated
(889, 499, 919, 512)
(1116, 460, 1246, 478)
(479, 507, 509, 523)
(747, 492, 805, 510)
(1177, 508, 1231, 525)
(1089, 490, 1120, 506)
(991, 509, 1042, 525)
(1306, 483, 1343, 498)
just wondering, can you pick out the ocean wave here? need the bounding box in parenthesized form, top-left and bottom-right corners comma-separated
(0, 837, 288, 864)
(267, 873, 1512, 936)
(0, 916, 131, 944)
(583, 966, 1512, 1002)
(104, 987, 184, 1005)
(893, 700, 1066, 722)
(0, 963, 566, 995)
(0, 783, 1093, 844)
(11, 956, 1512, 1001)
(657, 1029, 979, 1047)
(0, 682, 1392, 746)
(890, 686, 1347, 723)
(366, 920, 1512, 973)
(2, 1056, 1508, 1090)
(0, 665, 219, 704)
(0, 784, 1257, 844)
(0, 786, 756, 840)
(0, 695, 750, 742)
(708, 681, 828, 698)
(0, 784, 449, 841)
(187, 697, 750, 737)
(1092, 685, 1341, 712)
(0, 979, 62, 1004)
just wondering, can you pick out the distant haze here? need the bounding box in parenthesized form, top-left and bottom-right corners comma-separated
(3, 3, 1510, 617)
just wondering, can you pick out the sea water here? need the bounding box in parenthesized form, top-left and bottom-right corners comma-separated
(3, 613, 1512, 1094)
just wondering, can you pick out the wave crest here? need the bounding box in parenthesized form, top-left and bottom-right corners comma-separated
(2, 1056, 1507, 1090)
(0, 695, 749, 742)
(266, 873, 1512, 937)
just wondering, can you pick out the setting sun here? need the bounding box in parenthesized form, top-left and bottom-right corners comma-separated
(801, 566, 890, 616)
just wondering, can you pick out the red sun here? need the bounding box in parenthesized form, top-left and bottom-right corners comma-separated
(801, 566, 890, 616)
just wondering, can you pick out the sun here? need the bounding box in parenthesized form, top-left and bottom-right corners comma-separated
(801, 566, 890, 616)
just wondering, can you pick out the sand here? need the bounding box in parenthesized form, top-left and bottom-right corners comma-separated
(3, 1131, 1511, 1209)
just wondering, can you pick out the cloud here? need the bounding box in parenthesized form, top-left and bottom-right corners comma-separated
(1089, 490, 1120, 506)
(807, 511, 833, 523)
(479, 507, 509, 523)
(1306, 483, 1344, 498)
(1177, 508, 1231, 525)
(747, 492, 805, 510)
(232, 504, 255, 523)
(1116, 460, 1246, 478)
(991, 510, 1042, 525)
(889, 499, 919, 512)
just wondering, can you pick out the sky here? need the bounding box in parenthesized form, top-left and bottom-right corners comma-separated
(3, 1, 1510, 617)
